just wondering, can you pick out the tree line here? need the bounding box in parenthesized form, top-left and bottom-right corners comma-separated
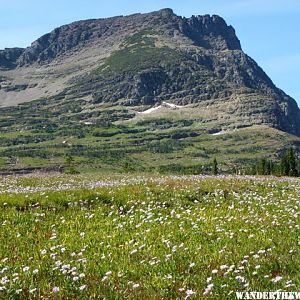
(246, 147, 300, 177)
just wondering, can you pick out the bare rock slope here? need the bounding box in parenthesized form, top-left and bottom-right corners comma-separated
(0, 8, 300, 135)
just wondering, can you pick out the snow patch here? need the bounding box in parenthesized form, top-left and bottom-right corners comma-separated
(138, 102, 185, 114)
(212, 126, 254, 136)
(162, 102, 185, 109)
(212, 131, 227, 136)
(139, 105, 162, 114)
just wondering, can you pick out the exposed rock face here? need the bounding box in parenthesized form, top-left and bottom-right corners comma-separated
(1, 9, 241, 67)
(0, 48, 24, 69)
(0, 8, 300, 135)
(179, 14, 241, 50)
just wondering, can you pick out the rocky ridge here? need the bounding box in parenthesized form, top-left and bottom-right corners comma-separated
(0, 8, 300, 136)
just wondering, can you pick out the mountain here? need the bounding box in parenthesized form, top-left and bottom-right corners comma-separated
(0, 8, 299, 173)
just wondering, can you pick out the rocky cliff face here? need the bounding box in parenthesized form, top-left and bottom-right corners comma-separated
(0, 8, 300, 136)
(0, 48, 24, 69)
(1, 9, 241, 67)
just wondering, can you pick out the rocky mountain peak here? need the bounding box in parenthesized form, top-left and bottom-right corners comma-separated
(179, 14, 241, 50)
(0, 9, 299, 136)
(158, 8, 174, 17)
(0, 9, 241, 68)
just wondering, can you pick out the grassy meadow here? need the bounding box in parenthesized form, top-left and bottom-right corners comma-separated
(0, 173, 299, 299)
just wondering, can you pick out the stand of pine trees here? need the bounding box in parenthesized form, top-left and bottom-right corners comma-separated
(247, 147, 299, 177)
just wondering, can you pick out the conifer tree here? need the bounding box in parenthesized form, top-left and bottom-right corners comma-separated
(212, 157, 218, 175)
(281, 147, 298, 177)
(287, 148, 298, 176)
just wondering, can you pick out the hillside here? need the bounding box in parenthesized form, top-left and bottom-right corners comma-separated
(0, 8, 300, 173)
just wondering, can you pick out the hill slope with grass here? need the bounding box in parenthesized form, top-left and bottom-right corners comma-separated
(0, 9, 300, 172)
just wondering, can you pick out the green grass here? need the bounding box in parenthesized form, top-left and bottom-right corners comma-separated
(92, 29, 182, 76)
(0, 174, 299, 299)
(0, 122, 298, 174)
(94, 44, 181, 76)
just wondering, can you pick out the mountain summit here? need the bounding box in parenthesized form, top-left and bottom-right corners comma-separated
(0, 8, 300, 136)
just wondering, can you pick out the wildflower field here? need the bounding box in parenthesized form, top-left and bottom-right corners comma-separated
(0, 173, 299, 299)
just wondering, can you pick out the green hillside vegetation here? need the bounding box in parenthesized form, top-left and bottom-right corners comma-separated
(93, 31, 182, 76)
(0, 91, 299, 175)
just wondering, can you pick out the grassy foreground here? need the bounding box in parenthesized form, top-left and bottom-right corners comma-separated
(0, 173, 299, 299)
